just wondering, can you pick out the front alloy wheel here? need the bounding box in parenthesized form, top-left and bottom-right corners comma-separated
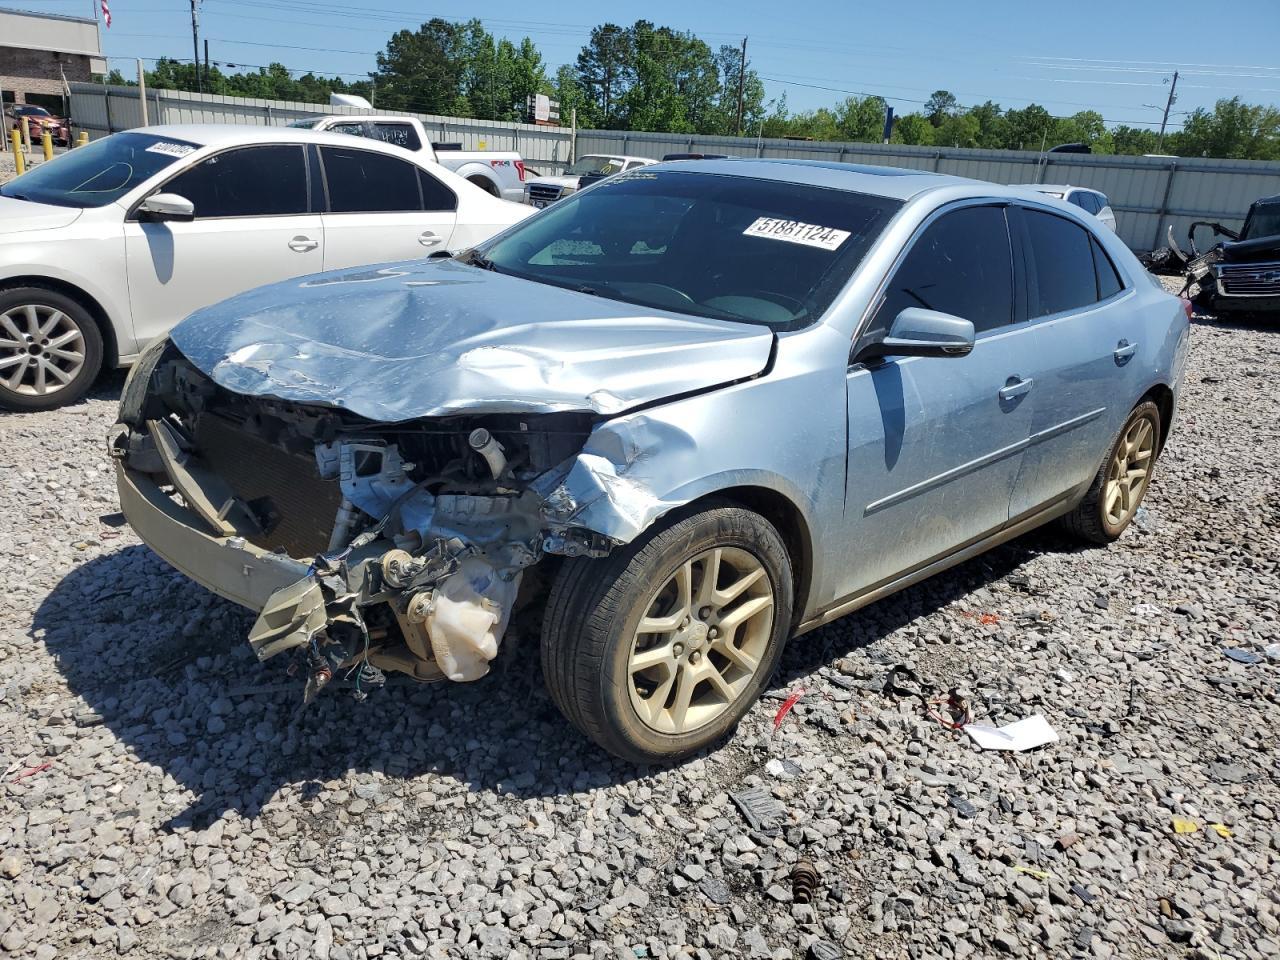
(542, 503, 794, 763)
(0, 288, 103, 411)
(628, 547, 775, 735)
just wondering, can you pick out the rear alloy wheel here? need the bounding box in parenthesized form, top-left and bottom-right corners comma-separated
(542, 503, 794, 763)
(0, 288, 103, 411)
(1060, 400, 1161, 544)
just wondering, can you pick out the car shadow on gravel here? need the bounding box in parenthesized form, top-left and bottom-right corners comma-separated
(35, 528, 1065, 830)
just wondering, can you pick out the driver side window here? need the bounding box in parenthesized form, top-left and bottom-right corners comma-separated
(869, 205, 1014, 340)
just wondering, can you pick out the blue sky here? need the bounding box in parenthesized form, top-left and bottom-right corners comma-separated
(20, 0, 1280, 128)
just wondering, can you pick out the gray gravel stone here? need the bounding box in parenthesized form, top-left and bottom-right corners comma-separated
(0, 287, 1277, 959)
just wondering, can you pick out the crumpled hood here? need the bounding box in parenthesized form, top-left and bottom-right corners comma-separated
(170, 259, 775, 422)
(0, 197, 82, 235)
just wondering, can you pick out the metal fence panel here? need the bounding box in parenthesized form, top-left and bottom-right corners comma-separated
(67, 84, 1280, 251)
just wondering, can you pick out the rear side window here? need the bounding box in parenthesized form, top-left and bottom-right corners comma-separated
(164, 145, 307, 218)
(1091, 235, 1124, 299)
(417, 168, 457, 212)
(1068, 191, 1097, 214)
(1023, 210, 1099, 316)
(1093, 192, 1110, 210)
(873, 205, 1014, 335)
(370, 122, 422, 151)
(321, 146, 421, 213)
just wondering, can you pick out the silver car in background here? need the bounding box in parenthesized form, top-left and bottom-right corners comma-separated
(112, 160, 1189, 762)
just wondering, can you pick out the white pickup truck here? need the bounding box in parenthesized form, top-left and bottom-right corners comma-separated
(287, 114, 527, 203)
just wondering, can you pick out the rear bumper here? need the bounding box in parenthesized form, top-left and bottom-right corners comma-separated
(115, 462, 309, 611)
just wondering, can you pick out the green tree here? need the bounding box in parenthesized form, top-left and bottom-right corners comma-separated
(968, 101, 1009, 149)
(934, 111, 981, 148)
(372, 18, 465, 115)
(1004, 104, 1055, 151)
(712, 43, 765, 136)
(575, 23, 634, 127)
(1172, 96, 1280, 160)
(891, 112, 935, 146)
(1050, 110, 1113, 152)
(925, 90, 958, 127)
(1111, 124, 1160, 155)
(834, 96, 888, 142)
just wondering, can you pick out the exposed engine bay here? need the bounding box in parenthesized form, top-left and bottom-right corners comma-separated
(110, 342, 617, 704)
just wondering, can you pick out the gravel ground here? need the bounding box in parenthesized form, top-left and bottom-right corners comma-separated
(2, 293, 1279, 960)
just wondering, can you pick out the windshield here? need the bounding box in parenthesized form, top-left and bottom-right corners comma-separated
(567, 156, 624, 177)
(0, 131, 199, 208)
(474, 170, 901, 329)
(1242, 206, 1280, 240)
(16, 106, 52, 117)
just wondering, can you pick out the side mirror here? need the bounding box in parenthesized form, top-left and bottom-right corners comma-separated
(864, 308, 975, 360)
(138, 192, 195, 223)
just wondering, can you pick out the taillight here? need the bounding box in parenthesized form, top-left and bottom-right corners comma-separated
(1179, 296, 1193, 321)
(515, 160, 526, 182)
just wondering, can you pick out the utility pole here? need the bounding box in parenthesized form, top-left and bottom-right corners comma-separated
(203, 38, 210, 90)
(189, 0, 201, 94)
(137, 58, 148, 125)
(1157, 70, 1179, 152)
(735, 36, 747, 138)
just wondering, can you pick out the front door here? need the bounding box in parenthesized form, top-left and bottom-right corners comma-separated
(124, 144, 321, 345)
(837, 204, 1035, 599)
(317, 144, 458, 270)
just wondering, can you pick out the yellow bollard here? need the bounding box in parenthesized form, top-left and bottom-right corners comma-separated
(11, 129, 24, 175)
(42, 130, 53, 162)
(20, 117, 31, 153)
(77, 130, 89, 148)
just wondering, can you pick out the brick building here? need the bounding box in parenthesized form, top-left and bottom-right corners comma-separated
(0, 7, 105, 114)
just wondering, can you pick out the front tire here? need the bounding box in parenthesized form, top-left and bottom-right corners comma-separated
(1061, 400, 1161, 544)
(0, 287, 103, 411)
(541, 503, 794, 764)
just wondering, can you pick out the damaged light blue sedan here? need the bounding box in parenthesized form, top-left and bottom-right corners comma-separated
(111, 160, 1190, 762)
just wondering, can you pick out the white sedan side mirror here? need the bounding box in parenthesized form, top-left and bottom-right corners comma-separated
(138, 192, 195, 222)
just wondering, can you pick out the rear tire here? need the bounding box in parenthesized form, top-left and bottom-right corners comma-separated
(541, 503, 794, 764)
(467, 175, 500, 198)
(1060, 401, 1161, 544)
(0, 286, 103, 412)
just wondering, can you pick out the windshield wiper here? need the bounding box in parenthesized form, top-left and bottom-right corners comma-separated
(3, 191, 32, 201)
(460, 251, 497, 271)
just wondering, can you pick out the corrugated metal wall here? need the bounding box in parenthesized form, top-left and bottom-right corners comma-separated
(70, 83, 1280, 252)
(577, 130, 1280, 252)
(68, 83, 575, 170)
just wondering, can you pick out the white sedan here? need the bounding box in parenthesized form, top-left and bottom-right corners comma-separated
(0, 124, 533, 410)
(1018, 184, 1117, 232)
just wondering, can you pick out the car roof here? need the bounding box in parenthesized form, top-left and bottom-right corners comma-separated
(122, 123, 417, 153)
(647, 157, 987, 202)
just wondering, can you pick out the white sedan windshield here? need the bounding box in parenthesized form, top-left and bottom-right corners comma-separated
(0, 132, 199, 208)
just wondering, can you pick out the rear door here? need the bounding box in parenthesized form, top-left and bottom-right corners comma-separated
(839, 203, 1037, 598)
(124, 143, 322, 345)
(1008, 206, 1141, 517)
(318, 144, 458, 269)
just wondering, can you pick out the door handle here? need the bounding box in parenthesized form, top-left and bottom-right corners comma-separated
(418, 231, 442, 247)
(288, 236, 319, 253)
(1113, 340, 1138, 363)
(998, 377, 1034, 402)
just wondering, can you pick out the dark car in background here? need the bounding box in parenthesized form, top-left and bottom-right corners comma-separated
(1172, 194, 1280, 318)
